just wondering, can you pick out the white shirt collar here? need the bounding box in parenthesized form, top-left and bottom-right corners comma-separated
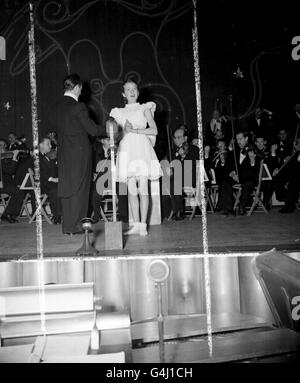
(239, 151, 246, 164)
(64, 91, 78, 102)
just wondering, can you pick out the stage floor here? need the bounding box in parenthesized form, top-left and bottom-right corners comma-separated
(0, 209, 299, 261)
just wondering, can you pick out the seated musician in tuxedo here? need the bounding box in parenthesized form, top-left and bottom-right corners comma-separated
(277, 138, 300, 213)
(168, 126, 199, 220)
(12, 137, 61, 224)
(7, 132, 28, 152)
(38, 137, 61, 223)
(212, 139, 234, 215)
(288, 103, 300, 141)
(91, 135, 128, 223)
(254, 136, 279, 211)
(0, 139, 24, 223)
(46, 131, 58, 150)
(229, 132, 260, 215)
(271, 128, 294, 202)
(246, 107, 271, 142)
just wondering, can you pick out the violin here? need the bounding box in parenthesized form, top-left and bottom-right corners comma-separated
(212, 149, 227, 163)
(274, 139, 300, 177)
(175, 142, 189, 159)
(46, 148, 57, 160)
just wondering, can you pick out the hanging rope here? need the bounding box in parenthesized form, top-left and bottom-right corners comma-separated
(192, 0, 213, 357)
(28, 0, 46, 333)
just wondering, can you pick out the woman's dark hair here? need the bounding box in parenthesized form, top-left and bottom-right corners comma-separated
(123, 78, 138, 88)
(63, 74, 82, 91)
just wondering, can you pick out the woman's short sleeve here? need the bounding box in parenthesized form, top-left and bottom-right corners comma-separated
(144, 102, 156, 117)
(109, 107, 120, 122)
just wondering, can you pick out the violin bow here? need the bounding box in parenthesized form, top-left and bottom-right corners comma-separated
(229, 94, 239, 182)
(275, 146, 298, 177)
(166, 123, 172, 162)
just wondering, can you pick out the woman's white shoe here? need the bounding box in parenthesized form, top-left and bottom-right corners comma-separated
(124, 222, 140, 235)
(139, 223, 148, 236)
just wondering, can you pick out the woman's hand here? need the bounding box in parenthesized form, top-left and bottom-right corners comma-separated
(124, 119, 134, 133)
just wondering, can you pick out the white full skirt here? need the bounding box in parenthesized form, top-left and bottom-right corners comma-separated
(116, 132, 162, 182)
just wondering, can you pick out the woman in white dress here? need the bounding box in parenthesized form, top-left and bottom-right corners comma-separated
(109, 79, 162, 236)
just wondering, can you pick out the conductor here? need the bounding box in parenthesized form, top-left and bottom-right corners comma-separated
(56, 74, 107, 235)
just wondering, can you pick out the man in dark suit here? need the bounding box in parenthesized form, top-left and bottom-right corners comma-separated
(0, 138, 23, 223)
(90, 135, 128, 224)
(168, 127, 199, 220)
(288, 103, 300, 141)
(38, 137, 61, 223)
(255, 136, 279, 210)
(246, 107, 271, 141)
(278, 138, 300, 213)
(212, 139, 234, 215)
(55, 74, 107, 235)
(229, 131, 260, 215)
(271, 128, 294, 202)
(9, 137, 61, 223)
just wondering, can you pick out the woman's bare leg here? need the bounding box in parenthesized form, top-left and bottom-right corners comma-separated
(127, 177, 139, 223)
(138, 176, 149, 224)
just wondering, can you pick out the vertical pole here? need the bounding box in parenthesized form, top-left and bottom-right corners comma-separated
(192, 0, 213, 357)
(28, 0, 46, 332)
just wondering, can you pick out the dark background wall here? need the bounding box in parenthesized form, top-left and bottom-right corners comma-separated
(0, 0, 299, 156)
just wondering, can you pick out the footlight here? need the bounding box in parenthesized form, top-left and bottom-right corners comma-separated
(76, 217, 99, 256)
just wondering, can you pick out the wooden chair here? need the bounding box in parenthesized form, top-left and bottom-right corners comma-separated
(208, 169, 219, 209)
(247, 160, 269, 216)
(232, 183, 242, 213)
(0, 193, 10, 215)
(19, 168, 52, 224)
(183, 167, 214, 220)
(94, 160, 116, 222)
(99, 189, 116, 222)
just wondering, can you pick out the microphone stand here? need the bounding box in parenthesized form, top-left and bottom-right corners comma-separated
(156, 281, 165, 363)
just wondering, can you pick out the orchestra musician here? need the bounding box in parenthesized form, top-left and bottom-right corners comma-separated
(254, 136, 278, 210)
(212, 139, 234, 215)
(277, 137, 300, 213)
(168, 126, 199, 220)
(7, 132, 29, 155)
(229, 131, 260, 215)
(271, 128, 294, 202)
(0, 139, 24, 223)
(90, 135, 128, 224)
(246, 107, 272, 141)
